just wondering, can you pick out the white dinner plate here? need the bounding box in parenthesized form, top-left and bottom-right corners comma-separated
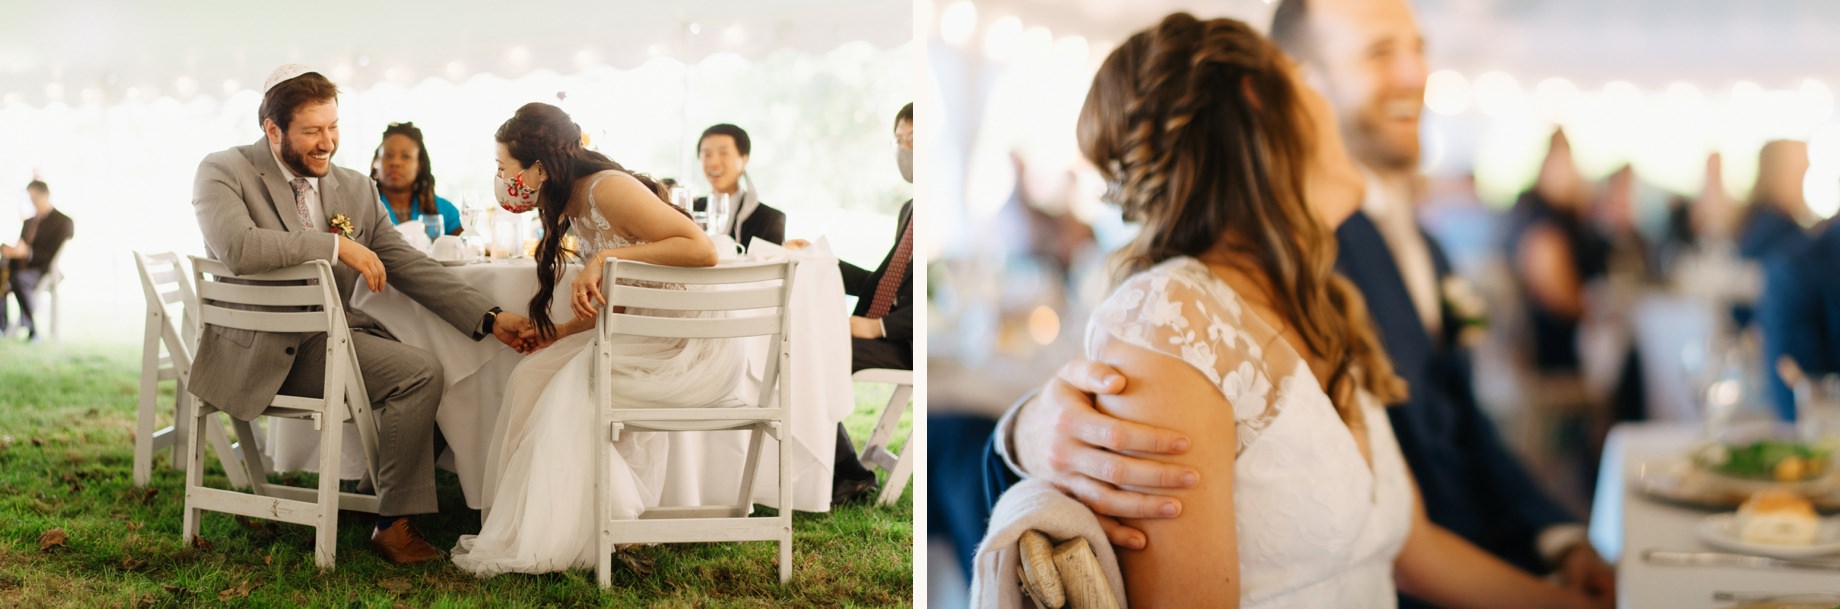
(1697, 513, 1840, 558)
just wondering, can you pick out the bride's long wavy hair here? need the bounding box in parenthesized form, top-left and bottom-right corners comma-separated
(495, 102, 673, 339)
(1078, 13, 1407, 414)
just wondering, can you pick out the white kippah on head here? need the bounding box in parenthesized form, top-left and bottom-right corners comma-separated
(262, 64, 319, 94)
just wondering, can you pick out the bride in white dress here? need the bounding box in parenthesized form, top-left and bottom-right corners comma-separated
(1062, 15, 1604, 608)
(452, 103, 737, 576)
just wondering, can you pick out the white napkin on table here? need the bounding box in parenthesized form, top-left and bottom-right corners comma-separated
(395, 220, 432, 253)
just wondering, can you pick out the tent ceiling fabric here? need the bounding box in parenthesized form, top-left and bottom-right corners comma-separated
(0, 0, 909, 96)
(960, 0, 1840, 88)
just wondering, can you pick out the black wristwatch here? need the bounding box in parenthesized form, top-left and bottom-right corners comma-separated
(477, 306, 503, 340)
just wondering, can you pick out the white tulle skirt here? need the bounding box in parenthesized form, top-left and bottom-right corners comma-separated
(451, 316, 745, 577)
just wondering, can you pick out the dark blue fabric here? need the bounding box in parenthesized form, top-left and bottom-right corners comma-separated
(1737, 205, 1808, 262)
(1501, 191, 1609, 372)
(1336, 212, 1575, 579)
(929, 413, 999, 582)
(977, 211, 1577, 598)
(1759, 222, 1840, 420)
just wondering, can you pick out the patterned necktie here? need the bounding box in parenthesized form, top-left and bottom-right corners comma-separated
(289, 178, 313, 231)
(865, 217, 912, 319)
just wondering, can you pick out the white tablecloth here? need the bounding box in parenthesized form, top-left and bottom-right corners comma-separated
(1588, 422, 1840, 608)
(265, 251, 854, 513)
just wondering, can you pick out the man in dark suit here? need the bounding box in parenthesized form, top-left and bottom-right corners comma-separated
(1, 179, 73, 342)
(693, 123, 786, 248)
(1759, 220, 1840, 419)
(788, 103, 914, 505)
(975, 1, 1615, 606)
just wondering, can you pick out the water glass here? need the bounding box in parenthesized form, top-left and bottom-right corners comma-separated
(1796, 374, 1840, 444)
(423, 213, 446, 241)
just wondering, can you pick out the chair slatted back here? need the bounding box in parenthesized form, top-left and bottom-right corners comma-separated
(597, 258, 797, 411)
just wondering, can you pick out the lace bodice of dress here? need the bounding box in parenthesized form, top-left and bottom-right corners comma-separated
(570, 173, 646, 253)
(1085, 257, 1413, 608)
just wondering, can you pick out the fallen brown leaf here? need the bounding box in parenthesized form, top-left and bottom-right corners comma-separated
(263, 553, 272, 566)
(615, 550, 655, 577)
(29, 437, 42, 447)
(118, 555, 147, 571)
(1, 435, 12, 449)
(38, 528, 67, 551)
(378, 578, 412, 594)
(191, 536, 213, 551)
(125, 521, 144, 532)
(138, 487, 159, 504)
(217, 580, 253, 601)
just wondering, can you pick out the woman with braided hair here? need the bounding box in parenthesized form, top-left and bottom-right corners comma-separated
(1069, 13, 1602, 608)
(451, 102, 746, 577)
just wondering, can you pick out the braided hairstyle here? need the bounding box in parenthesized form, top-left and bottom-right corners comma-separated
(1077, 12, 1407, 416)
(495, 102, 676, 339)
(370, 121, 439, 218)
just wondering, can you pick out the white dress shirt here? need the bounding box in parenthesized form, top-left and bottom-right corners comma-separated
(1362, 170, 1441, 337)
(270, 145, 338, 259)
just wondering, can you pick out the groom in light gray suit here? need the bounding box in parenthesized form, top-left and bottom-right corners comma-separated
(190, 65, 535, 565)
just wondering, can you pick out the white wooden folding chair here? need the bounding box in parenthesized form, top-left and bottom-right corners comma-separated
(593, 258, 799, 586)
(852, 368, 913, 506)
(131, 251, 246, 489)
(183, 257, 381, 570)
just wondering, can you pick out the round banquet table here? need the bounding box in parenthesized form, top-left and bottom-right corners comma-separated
(262, 246, 854, 513)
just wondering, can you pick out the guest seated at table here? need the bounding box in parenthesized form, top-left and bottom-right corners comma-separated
(1, 179, 73, 342)
(190, 65, 537, 566)
(452, 102, 737, 577)
(370, 121, 461, 240)
(694, 123, 786, 248)
(787, 103, 915, 506)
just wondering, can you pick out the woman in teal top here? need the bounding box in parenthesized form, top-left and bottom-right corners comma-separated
(371, 121, 462, 239)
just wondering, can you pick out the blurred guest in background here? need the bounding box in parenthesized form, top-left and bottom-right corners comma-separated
(1737, 139, 1813, 261)
(1759, 220, 1840, 419)
(788, 104, 915, 506)
(1, 179, 72, 342)
(995, 151, 1097, 284)
(370, 121, 461, 241)
(694, 123, 786, 247)
(982, 1, 1613, 606)
(1506, 129, 1607, 375)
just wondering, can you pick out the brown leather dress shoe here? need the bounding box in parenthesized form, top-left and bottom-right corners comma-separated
(370, 518, 445, 565)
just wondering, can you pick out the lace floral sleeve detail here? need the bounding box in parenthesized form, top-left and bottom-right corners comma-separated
(1086, 260, 1283, 454)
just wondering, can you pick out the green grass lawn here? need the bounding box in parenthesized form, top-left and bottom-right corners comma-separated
(0, 341, 913, 608)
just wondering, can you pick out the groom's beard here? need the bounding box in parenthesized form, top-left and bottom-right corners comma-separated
(280, 133, 336, 178)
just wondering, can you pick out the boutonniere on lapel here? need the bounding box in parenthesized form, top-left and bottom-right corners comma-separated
(328, 213, 356, 239)
(1441, 276, 1488, 346)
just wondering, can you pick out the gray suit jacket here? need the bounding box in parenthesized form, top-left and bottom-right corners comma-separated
(190, 137, 495, 420)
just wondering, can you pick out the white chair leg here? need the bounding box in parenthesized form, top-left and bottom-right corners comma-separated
(203, 413, 249, 489)
(313, 411, 342, 571)
(170, 388, 194, 473)
(860, 383, 911, 464)
(734, 428, 766, 517)
(180, 404, 209, 547)
(877, 442, 913, 506)
(134, 350, 160, 488)
(231, 419, 271, 498)
(596, 428, 614, 589)
(779, 423, 794, 584)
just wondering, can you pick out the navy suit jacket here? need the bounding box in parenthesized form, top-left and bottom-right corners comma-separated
(1759, 222, 1840, 419)
(980, 211, 1575, 581)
